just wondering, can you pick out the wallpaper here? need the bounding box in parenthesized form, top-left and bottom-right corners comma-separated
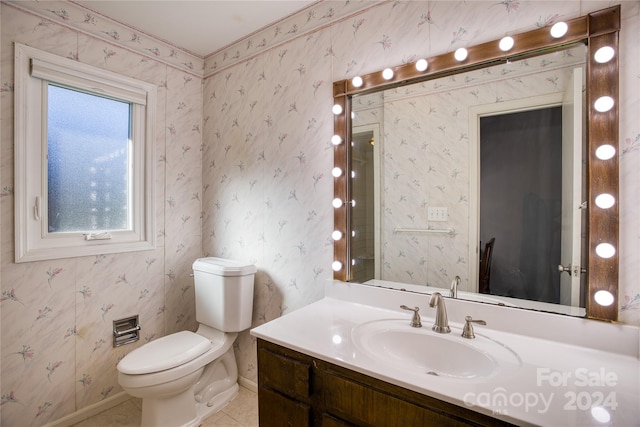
(0, 3, 203, 425)
(0, 1, 638, 425)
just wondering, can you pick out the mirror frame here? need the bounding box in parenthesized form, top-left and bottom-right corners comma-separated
(332, 6, 620, 321)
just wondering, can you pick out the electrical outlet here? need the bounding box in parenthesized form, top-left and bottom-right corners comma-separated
(427, 207, 448, 221)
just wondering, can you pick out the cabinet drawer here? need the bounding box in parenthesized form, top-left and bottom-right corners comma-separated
(258, 347, 311, 400)
(259, 387, 310, 427)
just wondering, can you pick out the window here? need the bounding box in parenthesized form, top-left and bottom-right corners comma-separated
(14, 43, 156, 262)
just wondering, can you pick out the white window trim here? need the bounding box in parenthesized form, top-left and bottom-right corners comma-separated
(14, 43, 156, 263)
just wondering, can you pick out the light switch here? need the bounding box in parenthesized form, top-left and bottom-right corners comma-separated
(427, 207, 448, 221)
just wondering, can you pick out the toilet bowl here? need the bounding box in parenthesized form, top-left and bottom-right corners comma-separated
(117, 258, 256, 427)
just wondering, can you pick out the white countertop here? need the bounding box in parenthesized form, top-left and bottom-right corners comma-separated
(251, 281, 640, 426)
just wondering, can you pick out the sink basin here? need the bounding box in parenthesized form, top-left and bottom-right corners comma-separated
(352, 319, 521, 379)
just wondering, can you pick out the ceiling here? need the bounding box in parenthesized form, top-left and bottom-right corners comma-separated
(76, 0, 316, 57)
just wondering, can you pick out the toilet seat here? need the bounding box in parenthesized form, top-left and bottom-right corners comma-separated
(118, 331, 212, 375)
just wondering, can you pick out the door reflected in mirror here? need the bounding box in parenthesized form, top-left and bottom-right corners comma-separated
(351, 44, 587, 314)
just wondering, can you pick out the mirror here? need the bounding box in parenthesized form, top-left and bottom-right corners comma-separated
(332, 6, 620, 321)
(350, 44, 587, 316)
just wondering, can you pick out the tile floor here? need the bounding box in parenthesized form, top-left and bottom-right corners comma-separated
(73, 386, 259, 427)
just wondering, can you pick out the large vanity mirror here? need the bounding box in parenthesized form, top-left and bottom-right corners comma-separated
(332, 6, 620, 321)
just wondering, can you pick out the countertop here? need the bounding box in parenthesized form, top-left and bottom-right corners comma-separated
(251, 281, 640, 426)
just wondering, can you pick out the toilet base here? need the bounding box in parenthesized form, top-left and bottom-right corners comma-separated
(195, 383, 239, 424)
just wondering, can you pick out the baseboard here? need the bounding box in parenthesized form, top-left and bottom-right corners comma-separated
(238, 376, 258, 393)
(43, 392, 131, 427)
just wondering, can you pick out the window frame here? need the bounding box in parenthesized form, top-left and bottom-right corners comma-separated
(14, 43, 156, 262)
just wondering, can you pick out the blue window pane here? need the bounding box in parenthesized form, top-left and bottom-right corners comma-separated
(47, 84, 131, 233)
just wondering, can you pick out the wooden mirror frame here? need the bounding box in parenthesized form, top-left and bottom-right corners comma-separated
(332, 6, 620, 321)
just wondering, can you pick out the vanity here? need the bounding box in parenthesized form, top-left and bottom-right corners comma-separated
(251, 281, 640, 426)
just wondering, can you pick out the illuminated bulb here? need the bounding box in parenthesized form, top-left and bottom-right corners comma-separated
(594, 290, 614, 307)
(331, 230, 343, 240)
(351, 259, 356, 266)
(351, 200, 356, 207)
(332, 167, 343, 177)
(415, 59, 428, 72)
(595, 194, 615, 209)
(351, 171, 356, 178)
(331, 261, 342, 271)
(332, 198, 343, 208)
(382, 68, 394, 80)
(454, 48, 468, 61)
(591, 406, 611, 423)
(594, 46, 615, 64)
(332, 104, 343, 115)
(351, 230, 356, 237)
(332, 334, 343, 345)
(351, 111, 355, 119)
(594, 96, 614, 112)
(499, 36, 514, 51)
(595, 144, 616, 160)
(595, 243, 615, 259)
(352, 76, 363, 87)
(331, 135, 343, 145)
(550, 22, 568, 38)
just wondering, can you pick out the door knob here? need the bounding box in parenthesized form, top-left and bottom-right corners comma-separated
(558, 264, 587, 276)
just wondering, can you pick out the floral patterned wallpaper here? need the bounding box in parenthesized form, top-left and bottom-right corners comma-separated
(0, 1, 638, 425)
(1, 2, 203, 425)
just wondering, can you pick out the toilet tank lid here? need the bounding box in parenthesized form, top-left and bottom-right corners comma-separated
(193, 257, 257, 276)
(117, 331, 212, 375)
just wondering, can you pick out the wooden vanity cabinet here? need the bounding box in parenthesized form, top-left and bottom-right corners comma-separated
(257, 339, 514, 427)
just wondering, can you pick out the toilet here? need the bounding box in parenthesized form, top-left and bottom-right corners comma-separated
(117, 257, 257, 427)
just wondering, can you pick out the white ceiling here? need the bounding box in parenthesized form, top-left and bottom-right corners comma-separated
(76, 0, 316, 57)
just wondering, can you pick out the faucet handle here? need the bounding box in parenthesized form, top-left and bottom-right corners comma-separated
(461, 316, 487, 339)
(400, 305, 422, 328)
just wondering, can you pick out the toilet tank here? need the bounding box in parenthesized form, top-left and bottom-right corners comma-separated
(192, 257, 257, 332)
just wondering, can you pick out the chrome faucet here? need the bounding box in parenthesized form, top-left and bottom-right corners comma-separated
(428, 292, 451, 333)
(449, 275, 460, 298)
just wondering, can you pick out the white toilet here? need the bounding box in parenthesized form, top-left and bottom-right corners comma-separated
(117, 257, 257, 427)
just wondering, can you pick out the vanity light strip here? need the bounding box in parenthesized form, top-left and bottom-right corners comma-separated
(332, 94, 350, 281)
(333, 16, 590, 98)
(587, 30, 619, 321)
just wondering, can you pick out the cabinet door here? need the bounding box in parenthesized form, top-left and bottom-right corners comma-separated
(259, 387, 310, 427)
(323, 371, 477, 427)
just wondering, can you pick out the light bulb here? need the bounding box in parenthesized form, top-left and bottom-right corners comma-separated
(595, 144, 616, 160)
(594, 96, 614, 112)
(416, 59, 428, 72)
(594, 46, 615, 63)
(352, 76, 363, 87)
(331, 135, 343, 145)
(332, 198, 343, 208)
(595, 243, 615, 259)
(499, 36, 514, 51)
(332, 261, 342, 271)
(594, 290, 614, 306)
(550, 22, 568, 38)
(332, 104, 343, 115)
(382, 68, 394, 80)
(454, 48, 468, 61)
(332, 167, 343, 177)
(595, 194, 615, 209)
(332, 230, 343, 240)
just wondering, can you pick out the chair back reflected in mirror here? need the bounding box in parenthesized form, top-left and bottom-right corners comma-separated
(479, 238, 495, 294)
